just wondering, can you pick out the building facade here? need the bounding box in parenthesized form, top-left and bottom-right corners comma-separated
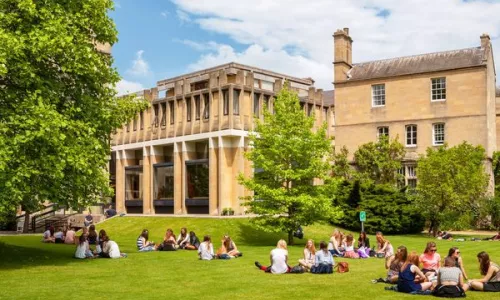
(333, 28, 498, 188)
(111, 63, 334, 215)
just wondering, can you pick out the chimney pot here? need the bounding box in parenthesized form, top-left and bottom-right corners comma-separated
(481, 33, 490, 49)
(343, 27, 349, 35)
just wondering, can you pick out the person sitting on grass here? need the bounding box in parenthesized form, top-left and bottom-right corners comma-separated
(87, 225, 98, 247)
(185, 231, 200, 250)
(137, 229, 156, 252)
(464, 251, 500, 292)
(42, 226, 55, 243)
(432, 256, 466, 298)
(298, 239, 316, 272)
(420, 241, 441, 279)
(343, 234, 360, 259)
(373, 245, 407, 284)
(54, 227, 65, 244)
(74, 235, 94, 259)
(198, 235, 214, 260)
(177, 227, 190, 249)
(357, 231, 370, 258)
(376, 231, 394, 261)
(158, 228, 178, 251)
(328, 229, 345, 257)
(395, 251, 433, 294)
(254, 239, 290, 274)
(223, 235, 242, 257)
(96, 229, 107, 253)
(101, 235, 127, 258)
(447, 247, 468, 281)
(64, 227, 76, 245)
(311, 241, 334, 274)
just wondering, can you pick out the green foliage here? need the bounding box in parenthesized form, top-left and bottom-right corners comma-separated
(332, 146, 352, 180)
(353, 136, 406, 184)
(238, 84, 343, 244)
(415, 142, 489, 234)
(0, 0, 148, 214)
(333, 181, 425, 234)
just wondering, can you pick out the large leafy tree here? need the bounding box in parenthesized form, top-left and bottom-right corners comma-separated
(353, 136, 406, 184)
(238, 84, 343, 244)
(0, 0, 147, 226)
(416, 142, 489, 235)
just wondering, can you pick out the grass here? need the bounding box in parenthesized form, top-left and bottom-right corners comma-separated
(0, 216, 499, 300)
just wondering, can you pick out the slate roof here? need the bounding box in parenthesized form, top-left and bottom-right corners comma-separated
(347, 47, 486, 81)
(322, 90, 335, 107)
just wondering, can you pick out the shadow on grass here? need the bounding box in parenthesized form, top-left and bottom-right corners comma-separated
(237, 223, 294, 246)
(0, 240, 76, 270)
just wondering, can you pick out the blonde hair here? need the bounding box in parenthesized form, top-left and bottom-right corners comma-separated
(276, 239, 287, 250)
(305, 239, 316, 254)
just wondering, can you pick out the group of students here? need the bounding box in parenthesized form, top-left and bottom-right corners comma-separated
(327, 229, 394, 259)
(374, 241, 500, 296)
(136, 227, 242, 260)
(42, 225, 126, 259)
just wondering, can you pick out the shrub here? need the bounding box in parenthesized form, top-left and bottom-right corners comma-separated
(332, 181, 425, 234)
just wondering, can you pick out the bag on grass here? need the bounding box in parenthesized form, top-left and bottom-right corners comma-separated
(334, 262, 349, 273)
(290, 265, 305, 274)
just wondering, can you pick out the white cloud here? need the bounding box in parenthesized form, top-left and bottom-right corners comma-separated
(172, 0, 500, 89)
(161, 11, 169, 18)
(126, 50, 151, 77)
(175, 39, 221, 51)
(116, 79, 145, 96)
(176, 10, 191, 24)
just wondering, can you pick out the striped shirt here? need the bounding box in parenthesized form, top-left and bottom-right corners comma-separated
(137, 236, 145, 250)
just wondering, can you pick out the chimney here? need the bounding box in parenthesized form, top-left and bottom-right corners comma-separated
(480, 33, 490, 49)
(333, 28, 353, 83)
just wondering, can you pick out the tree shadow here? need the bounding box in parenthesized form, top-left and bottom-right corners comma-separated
(237, 223, 290, 246)
(0, 238, 77, 270)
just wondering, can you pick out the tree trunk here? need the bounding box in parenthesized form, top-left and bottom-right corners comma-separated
(288, 230, 294, 246)
(23, 211, 30, 233)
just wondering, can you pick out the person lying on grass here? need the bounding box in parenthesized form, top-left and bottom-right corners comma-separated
(255, 239, 290, 274)
(464, 251, 500, 292)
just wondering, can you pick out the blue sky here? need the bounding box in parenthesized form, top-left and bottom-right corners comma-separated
(112, 0, 500, 95)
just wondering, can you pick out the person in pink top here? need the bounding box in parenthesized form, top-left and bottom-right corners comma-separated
(420, 241, 441, 278)
(64, 228, 76, 244)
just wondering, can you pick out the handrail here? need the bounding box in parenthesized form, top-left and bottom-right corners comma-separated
(33, 212, 77, 232)
(15, 203, 57, 220)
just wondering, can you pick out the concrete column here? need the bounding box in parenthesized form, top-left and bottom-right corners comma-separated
(209, 137, 219, 215)
(115, 150, 125, 213)
(173, 142, 183, 214)
(142, 147, 152, 215)
(233, 136, 245, 214)
(218, 136, 234, 213)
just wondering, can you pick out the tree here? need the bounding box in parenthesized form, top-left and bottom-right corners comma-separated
(415, 142, 489, 235)
(353, 136, 406, 184)
(238, 84, 343, 244)
(0, 0, 148, 227)
(332, 146, 352, 180)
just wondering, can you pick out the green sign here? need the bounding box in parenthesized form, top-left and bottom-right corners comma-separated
(359, 211, 366, 222)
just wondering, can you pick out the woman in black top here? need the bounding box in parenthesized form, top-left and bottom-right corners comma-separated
(185, 231, 201, 250)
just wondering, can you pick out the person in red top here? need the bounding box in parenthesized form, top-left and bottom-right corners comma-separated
(420, 241, 441, 279)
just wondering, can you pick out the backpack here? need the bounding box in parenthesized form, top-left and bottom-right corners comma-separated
(290, 265, 305, 274)
(334, 262, 349, 273)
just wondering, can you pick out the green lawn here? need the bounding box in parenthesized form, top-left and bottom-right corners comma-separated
(0, 217, 499, 300)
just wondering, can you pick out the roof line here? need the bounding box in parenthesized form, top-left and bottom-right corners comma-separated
(157, 62, 315, 86)
(352, 46, 481, 66)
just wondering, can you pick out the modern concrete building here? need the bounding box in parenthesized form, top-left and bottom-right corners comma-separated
(111, 63, 334, 215)
(333, 28, 498, 189)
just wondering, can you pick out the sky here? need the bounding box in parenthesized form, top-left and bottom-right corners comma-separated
(112, 0, 500, 95)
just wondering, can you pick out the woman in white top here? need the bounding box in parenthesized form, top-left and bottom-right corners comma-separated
(198, 235, 214, 260)
(254, 239, 290, 274)
(177, 227, 190, 249)
(74, 235, 93, 259)
(42, 227, 55, 243)
(298, 239, 316, 271)
(101, 236, 126, 258)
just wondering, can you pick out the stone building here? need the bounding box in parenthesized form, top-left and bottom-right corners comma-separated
(333, 28, 498, 188)
(111, 63, 334, 215)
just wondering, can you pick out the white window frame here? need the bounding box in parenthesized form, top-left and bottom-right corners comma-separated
(432, 123, 445, 146)
(431, 77, 446, 102)
(377, 126, 389, 139)
(405, 125, 417, 147)
(372, 84, 386, 107)
(407, 166, 416, 178)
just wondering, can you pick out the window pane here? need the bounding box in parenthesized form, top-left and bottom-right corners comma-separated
(186, 98, 192, 121)
(153, 104, 159, 127)
(140, 111, 144, 130)
(372, 84, 385, 106)
(154, 165, 174, 200)
(195, 96, 201, 120)
(186, 162, 209, 198)
(223, 90, 229, 115)
(254, 93, 260, 116)
(431, 78, 446, 101)
(233, 89, 240, 115)
(203, 94, 210, 119)
(125, 169, 142, 200)
(433, 123, 445, 144)
(168, 102, 174, 124)
(161, 102, 167, 126)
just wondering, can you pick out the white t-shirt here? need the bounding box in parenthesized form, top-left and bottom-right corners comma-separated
(198, 242, 214, 260)
(54, 231, 64, 239)
(75, 241, 89, 259)
(43, 230, 51, 239)
(270, 248, 288, 274)
(103, 241, 121, 258)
